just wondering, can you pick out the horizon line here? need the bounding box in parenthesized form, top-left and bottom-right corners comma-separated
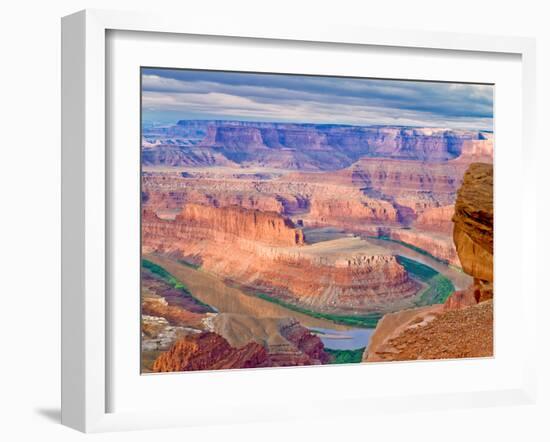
(141, 118, 494, 133)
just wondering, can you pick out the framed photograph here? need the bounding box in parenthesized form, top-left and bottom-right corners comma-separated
(61, 9, 537, 432)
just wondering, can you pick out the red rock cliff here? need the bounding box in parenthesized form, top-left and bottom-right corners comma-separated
(178, 203, 304, 246)
(144, 203, 304, 248)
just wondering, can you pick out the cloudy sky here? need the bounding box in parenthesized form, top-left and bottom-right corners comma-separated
(141, 68, 493, 131)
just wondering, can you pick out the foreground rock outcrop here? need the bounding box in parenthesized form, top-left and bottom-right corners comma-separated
(453, 162, 494, 286)
(152, 314, 331, 372)
(363, 162, 494, 362)
(152, 332, 270, 372)
(363, 300, 492, 362)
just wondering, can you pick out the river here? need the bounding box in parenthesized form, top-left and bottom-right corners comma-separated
(302, 226, 471, 291)
(146, 254, 352, 331)
(145, 233, 468, 351)
(366, 237, 472, 290)
(311, 328, 375, 350)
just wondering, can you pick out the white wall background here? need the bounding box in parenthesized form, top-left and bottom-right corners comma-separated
(0, 0, 547, 440)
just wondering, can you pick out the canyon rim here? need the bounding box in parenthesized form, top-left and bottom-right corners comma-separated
(140, 68, 494, 373)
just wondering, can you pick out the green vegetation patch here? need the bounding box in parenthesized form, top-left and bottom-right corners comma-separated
(326, 348, 365, 364)
(396, 255, 438, 280)
(141, 258, 211, 309)
(142, 259, 190, 292)
(396, 255, 454, 306)
(414, 274, 455, 306)
(256, 293, 382, 328)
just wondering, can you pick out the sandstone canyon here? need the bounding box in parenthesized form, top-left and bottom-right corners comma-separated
(140, 120, 494, 373)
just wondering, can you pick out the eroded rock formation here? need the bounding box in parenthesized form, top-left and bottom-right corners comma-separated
(141, 135, 493, 258)
(142, 205, 419, 314)
(142, 123, 493, 268)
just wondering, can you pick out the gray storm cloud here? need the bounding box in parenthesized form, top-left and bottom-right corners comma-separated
(141, 69, 493, 131)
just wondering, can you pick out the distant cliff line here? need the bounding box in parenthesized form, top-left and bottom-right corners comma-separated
(142, 120, 494, 170)
(143, 119, 494, 134)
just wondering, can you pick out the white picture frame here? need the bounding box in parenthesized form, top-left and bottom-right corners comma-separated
(61, 9, 537, 433)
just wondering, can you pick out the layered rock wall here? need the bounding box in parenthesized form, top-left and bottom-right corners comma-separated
(176, 203, 305, 246)
(390, 229, 460, 266)
(350, 158, 464, 194)
(308, 196, 398, 226)
(143, 121, 493, 170)
(143, 203, 304, 248)
(413, 205, 455, 233)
